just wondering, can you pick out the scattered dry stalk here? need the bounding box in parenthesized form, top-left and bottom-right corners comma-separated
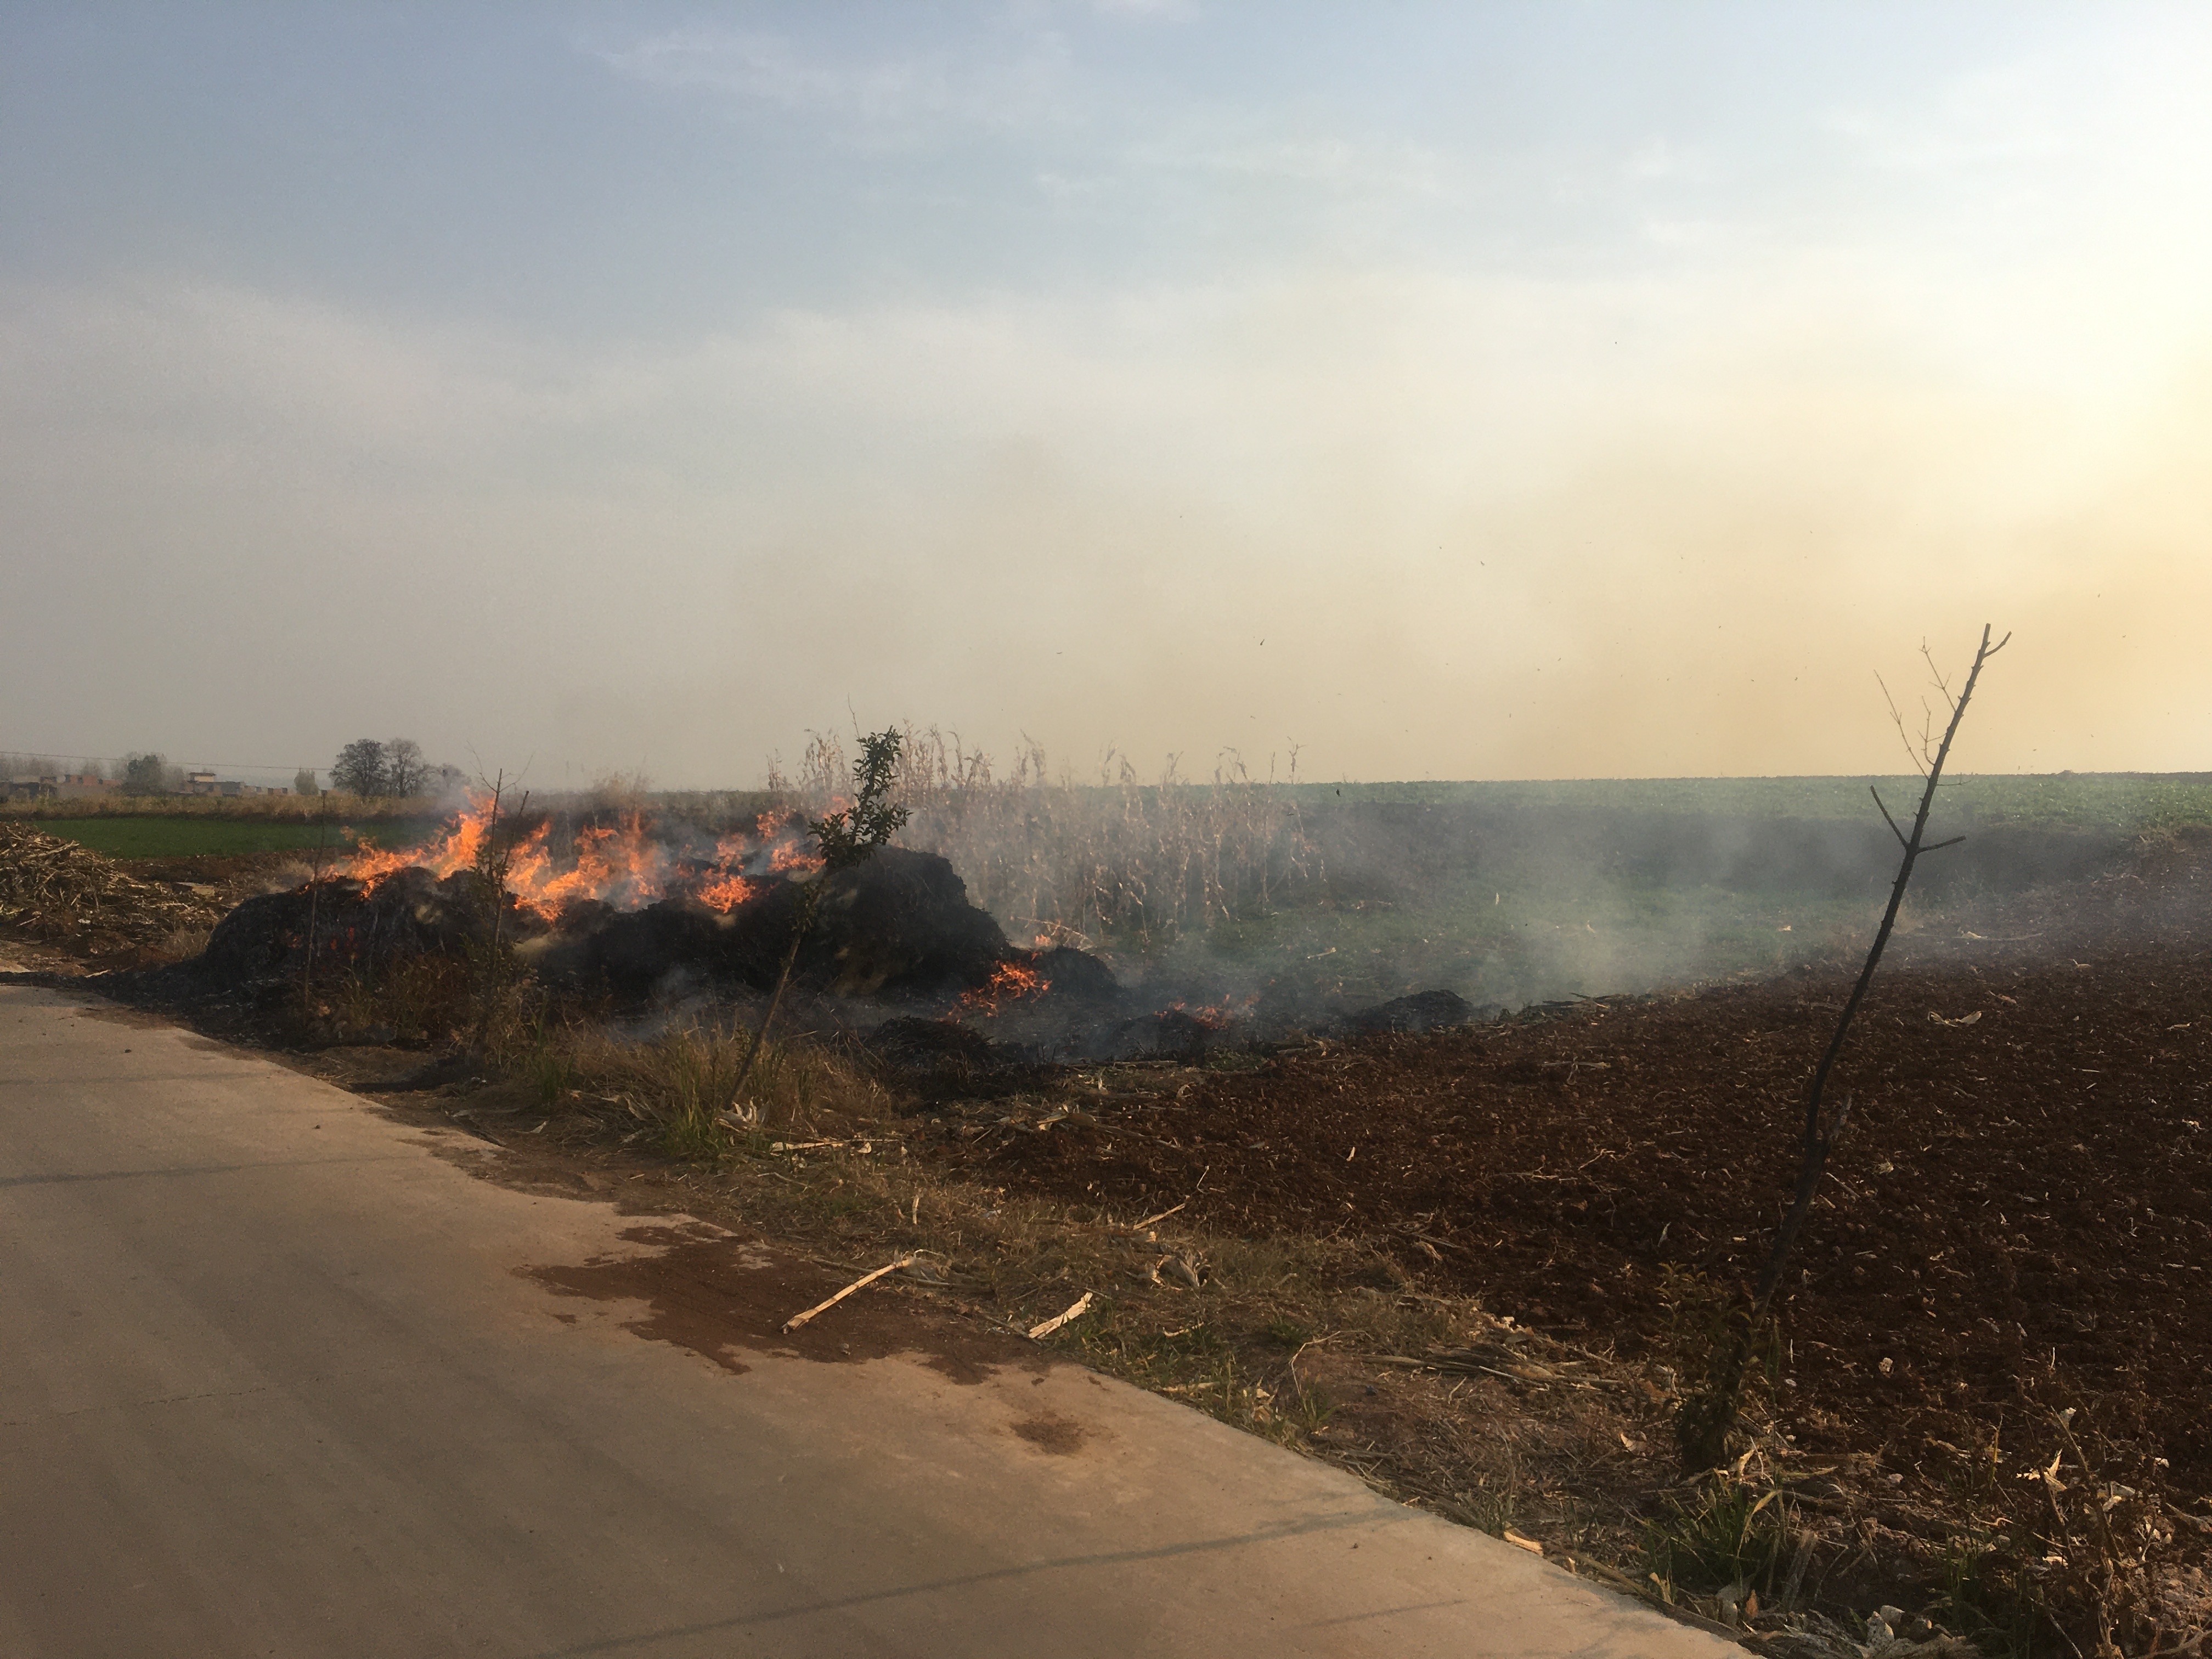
(782, 1254, 917, 1333)
(1026, 1291, 1094, 1340)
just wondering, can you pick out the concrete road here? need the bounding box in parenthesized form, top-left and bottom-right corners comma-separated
(0, 975, 1732, 1658)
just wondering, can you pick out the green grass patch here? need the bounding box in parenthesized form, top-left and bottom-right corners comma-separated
(1644, 1467, 1790, 1599)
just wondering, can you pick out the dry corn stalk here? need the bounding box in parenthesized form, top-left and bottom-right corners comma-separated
(0, 823, 225, 947)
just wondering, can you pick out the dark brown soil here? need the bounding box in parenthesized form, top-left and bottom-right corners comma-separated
(951, 834, 2212, 1506)
(123, 850, 319, 888)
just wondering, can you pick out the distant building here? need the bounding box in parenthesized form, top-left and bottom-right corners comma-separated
(178, 772, 280, 798)
(2, 773, 119, 802)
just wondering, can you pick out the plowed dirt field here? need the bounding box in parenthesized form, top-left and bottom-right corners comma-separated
(956, 833, 2212, 1498)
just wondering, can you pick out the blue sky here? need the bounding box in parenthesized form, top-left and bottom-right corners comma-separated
(5, 3, 2210, 785)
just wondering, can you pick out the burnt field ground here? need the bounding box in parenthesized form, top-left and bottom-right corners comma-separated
(4, 810, 2210, 1654)
(958, 832, 2212, 1481)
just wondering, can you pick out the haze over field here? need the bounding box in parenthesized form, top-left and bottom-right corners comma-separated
(4, 4, 2210, 786)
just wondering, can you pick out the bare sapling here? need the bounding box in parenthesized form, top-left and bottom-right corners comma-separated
(720, 729, 911, 1125)
(467, 772, 528, 1056)
(300, 793, 334, 1018)
(1677, 624, 2010, 1470)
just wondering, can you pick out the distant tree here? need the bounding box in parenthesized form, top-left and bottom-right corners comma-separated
(294, 768, 319, 797)
(383, 738, 430, 798)
(121, 753, 171, 795)
(331, 739, 387, 797)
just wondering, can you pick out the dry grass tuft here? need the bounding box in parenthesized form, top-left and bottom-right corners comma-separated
(157, 926, 213, 961)
(521, 1018, 891, 1156)
(328, 956, 481, 1046)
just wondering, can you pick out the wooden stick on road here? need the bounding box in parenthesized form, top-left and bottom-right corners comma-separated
(782, 1254, 916, 1334)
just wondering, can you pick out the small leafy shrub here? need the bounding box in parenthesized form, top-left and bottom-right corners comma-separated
(1645, 1464, 1790, 1602)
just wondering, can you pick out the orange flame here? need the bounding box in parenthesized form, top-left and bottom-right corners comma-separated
(1167, 997, 1242, 1031)
(338, 797, 814, 919)
(958, 960, 1051, 1017)
(769, 839, 825, 876)
(696, 873, 759, 913)
(342, 831, 417, 889)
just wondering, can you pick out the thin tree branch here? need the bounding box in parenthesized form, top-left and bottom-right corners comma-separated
(1870, 787, 1910, 850)
(1875, 670, 1930, 777)
(1921, 640, 1958, 715)
(301, 794, 332, 1018)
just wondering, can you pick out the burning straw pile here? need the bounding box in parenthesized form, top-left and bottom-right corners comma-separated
(193, 782, 1089, 1023)
(0, 822, 225, 953)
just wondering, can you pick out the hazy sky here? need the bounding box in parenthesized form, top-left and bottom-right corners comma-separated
(6, 3, 2210, 787)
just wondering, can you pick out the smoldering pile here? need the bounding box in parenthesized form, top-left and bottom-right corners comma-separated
(169, 800, 1495, 1065)
(191, 842, 1069, 998)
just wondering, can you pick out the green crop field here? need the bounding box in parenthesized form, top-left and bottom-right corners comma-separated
(36, 817, 439, 860)
(1152, 771, 2212, 1008)
(1287, 772, 2212, 831)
